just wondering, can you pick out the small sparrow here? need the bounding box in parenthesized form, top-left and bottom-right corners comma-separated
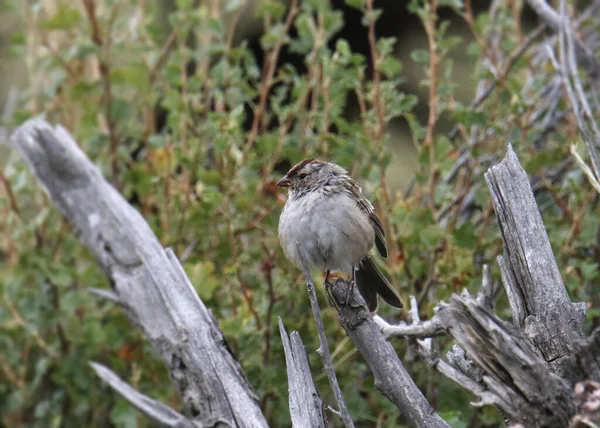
(277, 158, 404, 311)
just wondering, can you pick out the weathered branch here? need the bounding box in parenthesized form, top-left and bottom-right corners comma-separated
(526, 0, 599, 76)
(374, 314, 445, 339)
(436, 292, 575, 427)
(327, 280, 450, 428)
(377, 147, 600, 426)
(555, 0, 600, 189)
(295, 243, 354, 428)
(484, 145, 586, 364)
(278, 318, 327, 428)
(90, 362, 198, 428)
(9, 120, 268, 427)
(374, 288, 575, 426)
(385, 297, 490, 406)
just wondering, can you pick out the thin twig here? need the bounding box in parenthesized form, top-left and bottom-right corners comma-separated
(295, 242, 355, 428)
(570, 145, 600, 194)
(527, 0, 562, 30)
(448, 24, 546, 140)
(3, 295, 59, 359)
(0, 171, 21, 216)
(374, 314, 446, 339)
(148, 30, 176, 84)
(422, 1, 440, 213)
(551, 0, 600, 182)
(244, 0, 298, 153)
(82, 0, 120, 179)
(527, 0, 599, 76)
(263, 258, 278, 363)
(0, 354, 24, 389)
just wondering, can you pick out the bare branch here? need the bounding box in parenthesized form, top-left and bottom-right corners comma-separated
(278, 318, 327, 428)
(484, 145, 585, 363)
(374, 315, 445, 339)
(553, 0, 600, 185)
(436, 292, 575, 426)
(327, 280, 449, 428)
(88, 288, 122, 304)
(9, 120, 268, 427)
(527, 0, 562, 30)
(526, 0, 599, 76)
(90, 362, 198, 428)
(295, 242, 354, 428)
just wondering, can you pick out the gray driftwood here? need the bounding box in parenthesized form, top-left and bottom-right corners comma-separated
(9, 120, 268, 428)
(377, 146, 600, 427)
(485, 146, 586, 364)
(278, 318, 327, 428)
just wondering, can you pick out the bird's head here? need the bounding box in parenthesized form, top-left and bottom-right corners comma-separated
(276, 158, 349, 198)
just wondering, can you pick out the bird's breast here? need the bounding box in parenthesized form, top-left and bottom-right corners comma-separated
(278, 191, 374, 273)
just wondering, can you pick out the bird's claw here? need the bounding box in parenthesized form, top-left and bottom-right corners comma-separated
(324, 270, 340, 309)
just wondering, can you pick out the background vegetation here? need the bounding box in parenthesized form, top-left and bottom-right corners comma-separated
(1, 0, 599, 426)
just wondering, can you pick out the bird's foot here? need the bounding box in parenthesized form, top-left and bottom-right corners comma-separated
(343, 267, 357, 307)
(324, 270, 339, 309)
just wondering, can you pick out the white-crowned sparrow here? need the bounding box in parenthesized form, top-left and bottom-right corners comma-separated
(277, 158, 404, 311)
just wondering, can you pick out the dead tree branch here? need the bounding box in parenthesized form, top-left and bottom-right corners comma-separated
(485, 145, 586, 364)
(278, 318, 327, 428)
(326, 279, 450, 428)
(9, 120, 268, 428)
(90, 362, 198, 428)
(376, 147, 598, 427)
(295, 243, 355, 428)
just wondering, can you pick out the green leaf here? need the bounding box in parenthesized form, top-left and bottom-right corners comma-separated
(335, 39, 351, 57)
(451, 110, 488, 127)
(10, 31, 25, 45)
(148, 134, 167, 148)
(419, 224, 444, 248)
(361, 8, 382, 26)
(376, 37, 397, 57)
(41, 4, 81, 30)
(109, 99, 134, 122)
(345, 0, 365, 9)
(440, 410, 467, 428)
(110, 66, 148, 89)
(466, 41, 481, 57)
(258, 1, 286, 20)
(109, 399, 138, 428)
(452, 224, 477, 249)
(581, 263, 598, 281)
(185, 261, 219, 300)
(208, 18, 225, 37)
(378, 56, 402, 78)
(410, 49, 430, 64)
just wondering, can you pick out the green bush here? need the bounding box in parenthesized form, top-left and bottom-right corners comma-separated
(1, 1, 598, 426)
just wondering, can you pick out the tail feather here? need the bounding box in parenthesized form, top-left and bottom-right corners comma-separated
(356, 257, 404, 311)
(355, 266, 378, 312)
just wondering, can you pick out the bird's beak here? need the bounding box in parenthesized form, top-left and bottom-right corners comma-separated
(276, 176, 291, 187)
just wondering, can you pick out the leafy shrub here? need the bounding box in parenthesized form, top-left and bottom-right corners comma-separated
(1, 0, 598, 426)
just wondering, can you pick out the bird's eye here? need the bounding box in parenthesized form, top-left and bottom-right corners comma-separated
(298, 173, 308, 179)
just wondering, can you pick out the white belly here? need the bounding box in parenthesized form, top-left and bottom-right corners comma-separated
(278, 191, 374, 273)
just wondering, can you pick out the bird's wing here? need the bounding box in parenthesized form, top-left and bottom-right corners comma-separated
(345, 179, 388, 258)
(369, 211, 388, 258)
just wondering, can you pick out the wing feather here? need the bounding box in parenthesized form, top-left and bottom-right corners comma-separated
(345, 179, 388, 258)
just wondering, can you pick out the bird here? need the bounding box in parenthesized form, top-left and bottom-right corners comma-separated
(276, 158, 404, 311)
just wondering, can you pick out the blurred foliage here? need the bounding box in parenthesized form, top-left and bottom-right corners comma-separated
(0, 0, 599, 427)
